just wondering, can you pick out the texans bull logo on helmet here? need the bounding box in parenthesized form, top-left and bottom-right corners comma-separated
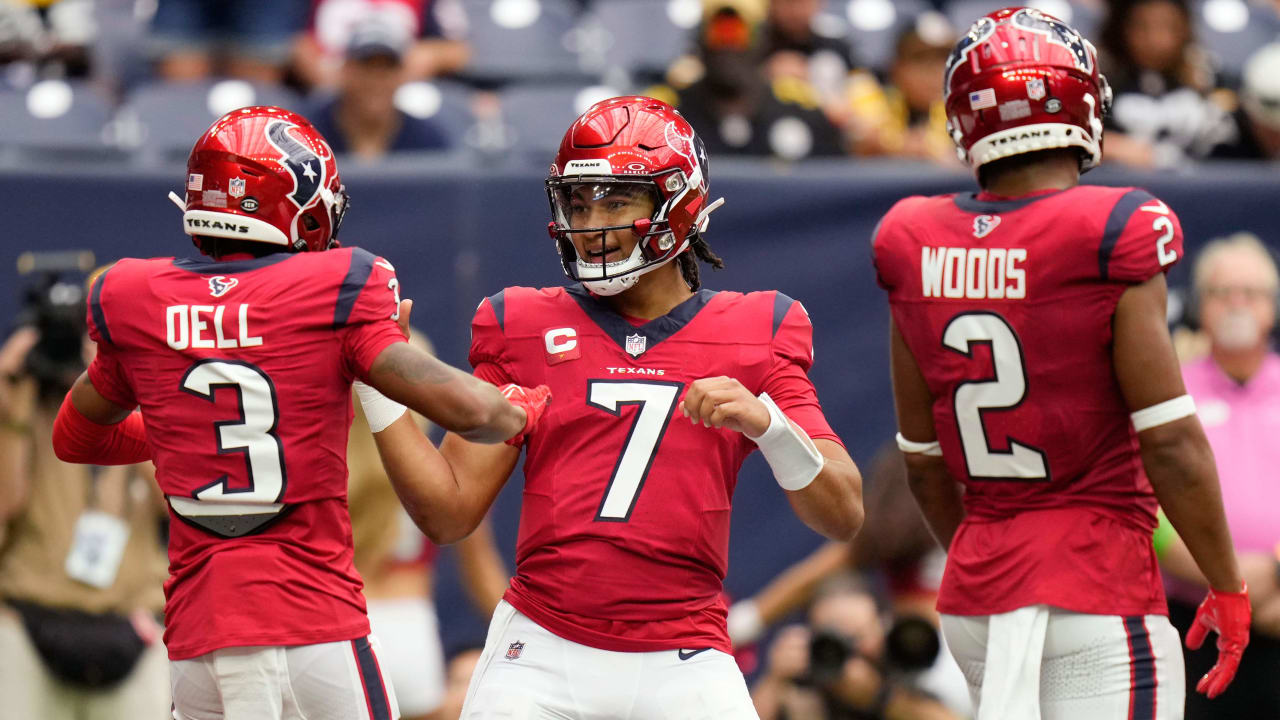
(945, 16, 996, 91)
(1011, 8, 1092, 73)
(265, 120, 325, 210)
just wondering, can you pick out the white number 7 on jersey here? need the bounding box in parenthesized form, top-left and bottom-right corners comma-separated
(586, 380, 683, 521)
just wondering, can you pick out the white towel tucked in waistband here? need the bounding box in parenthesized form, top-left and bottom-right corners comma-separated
(978, 605, 1050, 720)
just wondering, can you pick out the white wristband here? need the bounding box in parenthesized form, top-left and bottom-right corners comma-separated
(896, 432, 943, 456)
(1131, 394, 1196, 432)
(354, 381, 407, 433)
(727, 599, 765, 646)
(748, 392, 824, 491)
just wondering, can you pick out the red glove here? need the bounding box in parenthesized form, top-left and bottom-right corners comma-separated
(500, 384, 551, 447)
(1185, 583, 1251, 699)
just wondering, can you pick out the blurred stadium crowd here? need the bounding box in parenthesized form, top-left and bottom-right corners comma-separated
(3, 2, 1280, 720)
(2, 0, 1280, 166)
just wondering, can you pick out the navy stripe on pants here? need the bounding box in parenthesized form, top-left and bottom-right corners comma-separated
(1124, 615, 1157, 720)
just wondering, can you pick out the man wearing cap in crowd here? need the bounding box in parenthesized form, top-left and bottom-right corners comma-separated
(308, 8, 449, 160)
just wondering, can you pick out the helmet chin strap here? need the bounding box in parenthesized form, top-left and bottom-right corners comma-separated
(573, 198, 724, 296)
(168, 191, 186, 211)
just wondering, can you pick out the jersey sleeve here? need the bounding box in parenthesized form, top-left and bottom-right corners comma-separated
(870, 196, 924, 294)
(337, 249, 409, 381)
(84, 264, 137, 408)
(468, 291, 515, 386)
(762, 294, 842, 446)
(1099, 190, 1184, 284)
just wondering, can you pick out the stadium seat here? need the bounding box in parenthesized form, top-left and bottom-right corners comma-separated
(837, 0, 930, 72)
(574, 0, 698, 84)
(498, 83, 621, 159)
(394, 79, 475, 147)
(457, 0, 593, 85)
(942, 0, 1099, 38)
(0, 80, 113, 150)
(117, 80, 304, 162)
(1194, 0, 1280, 83)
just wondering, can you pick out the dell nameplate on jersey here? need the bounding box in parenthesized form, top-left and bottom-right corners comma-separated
(921, 247, 1027, 299)
(166, 304, 263, 350)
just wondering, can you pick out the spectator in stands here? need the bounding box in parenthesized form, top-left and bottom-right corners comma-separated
(759, 0, 853, 110)
(661, 2, 845, 160)
(1211, 43, 1280, 160)
(847, 11, 958, 166)
(308, 11, 448, 159)
(1096, 0, 1234, 168)
(0, 268, 170, 719)
(1158, 232, 1280, 718)
(751, 577, 959, 720)
(0, 0, 95, 77)
(292, 0, 470, 92)
(150, 0, 309, 84)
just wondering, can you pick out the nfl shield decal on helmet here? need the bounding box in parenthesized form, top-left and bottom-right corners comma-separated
(228, 177, 246, 198)
(625, 333, 647, 357)
(505, 641, 525, 660)
(1026, 78, 1046, 100)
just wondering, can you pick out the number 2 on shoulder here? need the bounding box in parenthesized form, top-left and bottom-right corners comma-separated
(1140, 200, 1177, 267)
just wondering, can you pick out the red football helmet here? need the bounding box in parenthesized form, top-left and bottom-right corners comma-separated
(944, 7, 1112, 174)
(546, 96, 722, 295)
(175, 106, 348, 255)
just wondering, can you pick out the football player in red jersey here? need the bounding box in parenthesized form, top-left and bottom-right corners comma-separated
(48, 106, 550, 720)
(873, 8, 1249, 719)
(370, 96, 864, 717)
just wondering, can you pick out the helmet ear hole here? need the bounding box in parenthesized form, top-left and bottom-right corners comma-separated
(302, 213, 321, 231)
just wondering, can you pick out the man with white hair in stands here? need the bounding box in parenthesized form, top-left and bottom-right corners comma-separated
(1210, 43, 1280, 160)
(1161, 232, 1280, 718)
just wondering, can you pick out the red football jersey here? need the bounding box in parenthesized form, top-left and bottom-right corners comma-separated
(469, 285, 842, 653)
(874, 185, 1183, 618)
(85, 248, 404, 659)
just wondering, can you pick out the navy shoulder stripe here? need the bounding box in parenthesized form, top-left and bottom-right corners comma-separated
(772, 291, 796, 338)
(1098, 189, 1155, 281)
(89, 263, 114, 346)
(487, 289, 506, 333)
(334, 249, 376, 328)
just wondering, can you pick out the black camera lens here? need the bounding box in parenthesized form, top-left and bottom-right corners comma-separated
(884, 615, 940, 673)
(808, 630, 855, 684)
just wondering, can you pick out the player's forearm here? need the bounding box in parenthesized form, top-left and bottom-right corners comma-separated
(371, 416, 470, 545)
(368, 344, 524, 443)
(435, 433, 521, 544)
(1140, 418, 1242, 592)
(903, 455, 964, 550)
(785, 443, 863, 541)
(52, 382, 151, 466)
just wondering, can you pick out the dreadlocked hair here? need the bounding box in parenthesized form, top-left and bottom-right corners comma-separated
(677, 230, 725, 291)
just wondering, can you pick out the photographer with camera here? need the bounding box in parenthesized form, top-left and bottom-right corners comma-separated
(752, 577, 958, 720)
(0, 259, 170, 719)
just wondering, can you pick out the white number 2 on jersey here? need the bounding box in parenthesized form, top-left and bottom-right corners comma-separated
(168, 359, 288, 536)
(586, 380, 683, 521)
(942, 312, 1049, 481)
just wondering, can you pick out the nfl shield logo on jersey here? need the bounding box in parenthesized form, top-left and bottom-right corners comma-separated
(228, 177, 246, 198)
(625, 333, 647, 357)
(505, 641, 525, 660)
